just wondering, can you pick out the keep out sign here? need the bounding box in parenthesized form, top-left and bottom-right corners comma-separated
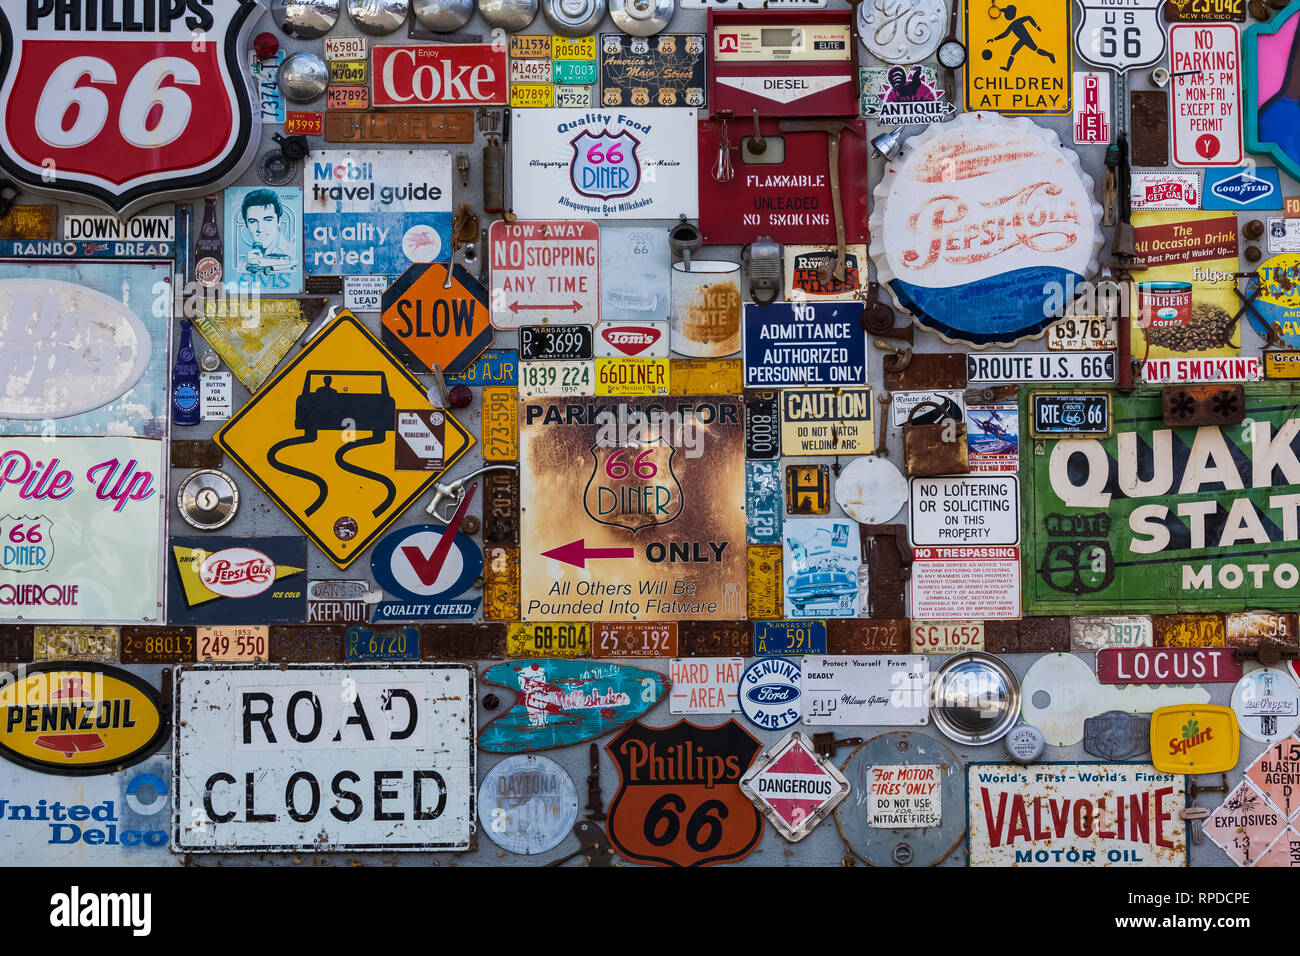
(173, 665, 473, 852)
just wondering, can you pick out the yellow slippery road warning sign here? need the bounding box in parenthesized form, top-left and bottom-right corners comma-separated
(215, 312, 473, 567)
(965, 0, 1072, 114)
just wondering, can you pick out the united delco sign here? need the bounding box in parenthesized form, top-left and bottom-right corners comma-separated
(1022, 384, 1300, 613)
(372, 46, 507, 107)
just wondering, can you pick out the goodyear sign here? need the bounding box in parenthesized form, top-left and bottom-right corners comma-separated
(0, 665, 167, 775)
(1022, 384, 1300, 613)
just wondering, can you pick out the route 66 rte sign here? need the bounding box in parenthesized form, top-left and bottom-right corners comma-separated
(1074, 0, 1167, 72)
(0, 0, 264, 215)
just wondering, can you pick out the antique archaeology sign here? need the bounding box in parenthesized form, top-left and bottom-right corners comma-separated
(511, 109, 699, 219)
(1169, 25, 1243, 167)
(965, 0, 1072, 113)
(739, 729, 849, 842)
(606, 719, 763, 867)
(478, 659, 667, 752)
(967, 763, 1187, 866)
(518, 398, 746, 622)
(173, 665, 474, 852)
(860, 67, 955, 126)
(489, 220, 600, 329)
(742, 303, 867, 388)
(1022, 384, 1300, 613)
(372, 45, 507, 107)
(0, 0, 263, 215)
(870, 113, 1103, 347)
(0, 664, 167, 775)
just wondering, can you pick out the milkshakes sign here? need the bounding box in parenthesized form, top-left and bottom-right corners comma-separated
(1022, 384, 1300, 613)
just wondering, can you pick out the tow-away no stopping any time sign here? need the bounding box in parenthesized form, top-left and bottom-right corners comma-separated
(490, 220, 600, 329)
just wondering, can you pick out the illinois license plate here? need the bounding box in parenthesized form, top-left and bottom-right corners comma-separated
(518, 360, 594, 398)
(197, 625, 268, 662)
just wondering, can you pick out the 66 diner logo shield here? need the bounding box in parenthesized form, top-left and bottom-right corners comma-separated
(0, 0, 263, 215)
(583, 438, 682, 532)
(606, 719, 763, 868)
(570, 130, 640, 200)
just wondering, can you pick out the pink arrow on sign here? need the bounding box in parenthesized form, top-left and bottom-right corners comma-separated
(507, 299, 584, 313)
(542, 539, 636, 568)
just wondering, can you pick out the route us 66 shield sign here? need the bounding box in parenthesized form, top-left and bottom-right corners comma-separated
(606, 719, 763, 867)
(1074, 0, 1167, 72)
(0, 0, 265, 215)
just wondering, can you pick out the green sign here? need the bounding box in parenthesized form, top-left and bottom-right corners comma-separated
(553, 60, 597, 85)
(1022, 384, 1300, 614)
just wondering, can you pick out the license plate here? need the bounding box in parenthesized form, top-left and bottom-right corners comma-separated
(285, 111, 323, 136)
(484, 469, 520, 546)
(120, 626, 196, 664)
(197, 625, 268, 662)
(33, 626, 118, 662)
(745, 460, 782, 544)
(595, 357, 670, 396)
(1153, 614, 1226, 647)
(910, 620, 985, 654)
(510, 84, 555, 108)
(328, 59, 367, 85)
(484, 547, 521, 621)
(594, 622, 679, 658)
(507, 622, 591, 657)
(345, 626, 420, 661)
(326, 86, 369, 110)
(745, 390, 780, 459)
(747, 545, 782, 620)
(510, 35, 552, 58)
(1046, 316, 1116, 351)
(553, 60, 597, 84)
(754, 620, 826, 655)
(269, 626, 345, 662)
(518, 360, 593, 398)
(827, 619, 910, 653)
(1029, 391, 1112, 438)
(967, 352, 1116, 384)
(324, 36, 367, 60)
(554, 85, 594, 108)
(511, 59, 552, 83)
(670, 358, 743, 394)
(552, 37, 596, 59)
(1070, 616, 1154, 650)
(519, 324, 593, 360)
(1226, 611, 1297, 646)
(482, 386, 519, 461)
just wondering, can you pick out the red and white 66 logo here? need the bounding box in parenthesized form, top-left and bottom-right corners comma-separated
(0, 0, 264, 215)
(569, 129, 640, 200)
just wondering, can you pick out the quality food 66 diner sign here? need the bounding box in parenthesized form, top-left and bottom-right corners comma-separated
(0, 0, 264, 215)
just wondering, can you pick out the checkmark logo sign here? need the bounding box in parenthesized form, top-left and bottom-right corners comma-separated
(399, 481, 477, 589)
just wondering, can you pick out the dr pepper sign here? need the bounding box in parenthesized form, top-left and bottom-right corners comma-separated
(0, 0, 265, 215)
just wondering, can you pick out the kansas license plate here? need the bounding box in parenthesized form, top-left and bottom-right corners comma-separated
(520, 324, 593, 360)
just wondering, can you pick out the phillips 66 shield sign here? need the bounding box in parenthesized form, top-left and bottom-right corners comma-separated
(0, 1, 264, 215)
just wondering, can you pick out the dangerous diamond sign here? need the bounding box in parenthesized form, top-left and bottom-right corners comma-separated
(739, 729, 850, 841)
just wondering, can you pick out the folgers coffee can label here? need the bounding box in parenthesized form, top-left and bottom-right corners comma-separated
(671, 260, 742, 357)
(1138, 281, 1193, 329)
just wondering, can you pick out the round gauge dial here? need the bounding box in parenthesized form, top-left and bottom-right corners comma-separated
(938, 38, 968, 68)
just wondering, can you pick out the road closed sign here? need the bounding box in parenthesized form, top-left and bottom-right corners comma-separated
(490, 220, 600, 329)
(172, 665, 474, 852)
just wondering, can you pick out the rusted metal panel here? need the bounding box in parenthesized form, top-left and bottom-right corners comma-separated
(483, 468, 521, 546)
(484, 547, 521, 621)
(120, 626, 196, 664)
(883, 353, 968, 391)
(826, 619, 909, 654)
(33, 626, 118, 662)
(668, 358, 743, 395)
(1225, 611, 1299, 649)
(593, 622, 679, 658)
(1153, 613, 1227, 647)
(987, 617, 1069, 653)
(0, 625, 34, 662)
(746, 545, 782, 620)
(860, 525, 908, 618)
(0, 204, 57, 239)
(420, 623, 506, 659)
(785, 463, 830, 514)
(1161, 384, 1245, 426)
(679, 621, 752, 657)
(268, 625, 343, 662)
(170, 439, 224, 469)
(1130, 90, 1170, 167)
(506, 622, 591, 657)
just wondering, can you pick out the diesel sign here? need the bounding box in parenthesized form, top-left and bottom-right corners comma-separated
(372, 45, 508, 107)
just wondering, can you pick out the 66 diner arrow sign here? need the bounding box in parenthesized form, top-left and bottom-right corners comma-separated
(0, 0, 264, 215)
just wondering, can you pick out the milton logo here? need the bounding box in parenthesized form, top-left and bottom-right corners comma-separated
(570, 130, 640, 200)
(1210, 172, 1275, 207)
(0, 664, 168, 775)
(583, 438, 682, 531)
(0, 0, 264, 216)
(606, 719, 763, 867)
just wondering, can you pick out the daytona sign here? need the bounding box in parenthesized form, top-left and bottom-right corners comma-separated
(0, 0, 264, 215)
(372, 45, 507, 107)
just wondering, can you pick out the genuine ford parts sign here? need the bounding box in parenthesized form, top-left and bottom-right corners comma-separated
(172, 665, 474, 852)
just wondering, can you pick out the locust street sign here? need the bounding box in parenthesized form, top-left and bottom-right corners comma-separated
(1075, 0, 1168, 72)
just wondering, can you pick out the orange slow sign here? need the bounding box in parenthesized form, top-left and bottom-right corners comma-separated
(381, 263, 494, 376)
(0, 664, 168, 775)
(1149, 705, 1239, 774)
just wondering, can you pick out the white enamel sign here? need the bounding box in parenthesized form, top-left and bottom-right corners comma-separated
(801, 655, 930, 725)
(1170, 24, 1242, 167)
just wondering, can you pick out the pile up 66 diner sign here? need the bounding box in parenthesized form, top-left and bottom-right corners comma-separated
(518, 397, 746, 621)
(1022, 384, 1300, 613)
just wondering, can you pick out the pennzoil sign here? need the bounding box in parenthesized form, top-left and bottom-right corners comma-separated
(0, 0, 264, 215)
(0, 664, 168, 775)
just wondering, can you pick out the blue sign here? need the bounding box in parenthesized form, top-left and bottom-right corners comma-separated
(739, 657, 802, 731)
(743, 302, 867, 387)
(753, 621, 827, 656)
(445, 348, 518, 386)
(1203, 167, 1282, 210)
(370, 524, 482, 621)
(345, 625, 420, 661)
(479, 659, 667, 753)
(745, 460, 782, 545)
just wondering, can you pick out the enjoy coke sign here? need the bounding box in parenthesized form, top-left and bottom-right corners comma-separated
(199, 547, 277, 598)
(372, 45, 507, 107)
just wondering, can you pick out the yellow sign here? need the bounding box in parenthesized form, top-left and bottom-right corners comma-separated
(171, 545, 303, 608)
(595, 357, 670, 396)
(510, 84, 555, 108)
(552, 36, 596, 60)
(780, 388, 875, 456)
(747, 545, 782, 620)
(510, 35, 552, 58)
(1149, 705, 1239, 774)
(1265, 351, 1300, 379)
(965, 0, 1072, 114)
(506, 622, 591, 657)
(668, 358, 743, 395)
(215, 312, 472, 567)
(484, 546, 521, 620)
(196, 297, 310, 392)
(483, 386, 519, 461)
(0, 665, 166, 774)
(197, 625, 268, 662)
(33, 627, 118, 662)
